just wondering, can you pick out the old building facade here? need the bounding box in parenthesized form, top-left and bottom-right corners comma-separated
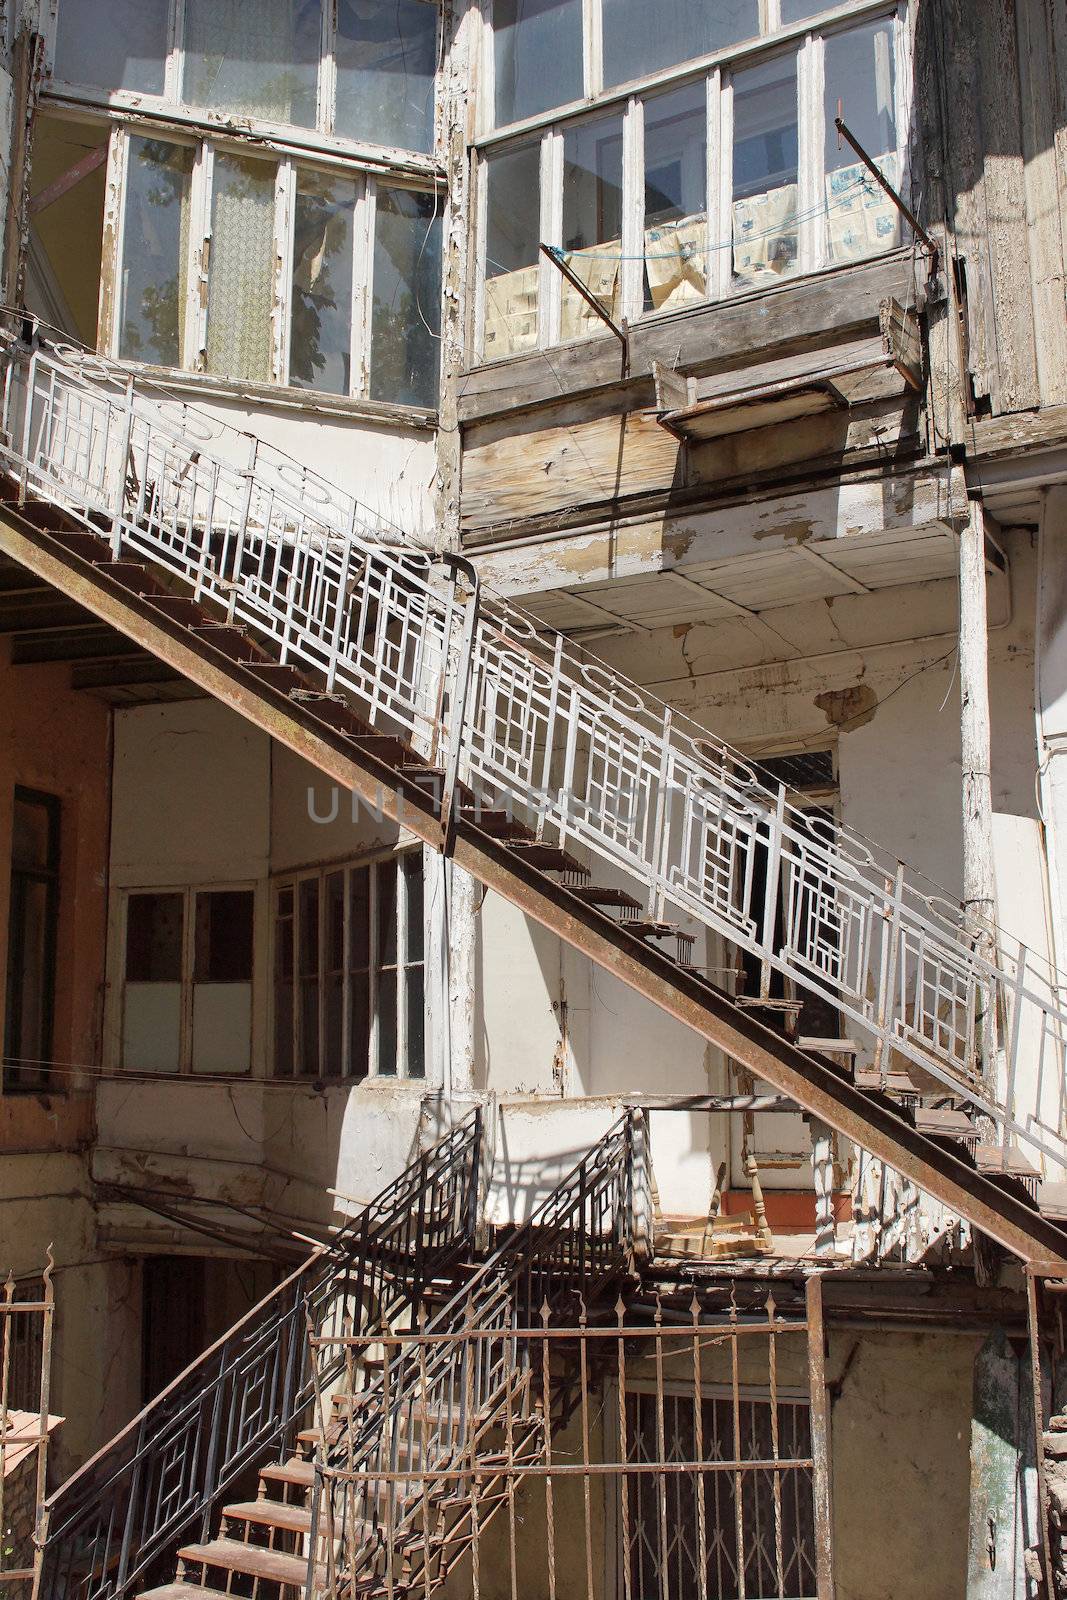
(1, 1, 1067, 1597)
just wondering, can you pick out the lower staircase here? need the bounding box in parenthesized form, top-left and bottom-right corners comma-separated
(138, 1117, 642, 1600)
(33, 1116, 483, 1600)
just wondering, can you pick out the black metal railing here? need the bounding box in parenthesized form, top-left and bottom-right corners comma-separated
(306, 1111, 647, 1597)
(34, 1113, 482, 1600)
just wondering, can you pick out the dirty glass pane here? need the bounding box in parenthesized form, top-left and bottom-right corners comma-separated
(194, 890, 253, 982)
(11, 794, 57, 874)
(494, 0, 583, 127)
(731, 53, 799, 288)
(370, 188, 442, 408)
(274, 889, 294, 1076)
(126, 893, 183, 983)
(335, 0, 437, 152)
(323, 871, 344, 1075)
(643, 82, 708, 315)
(290, 171, 357, 395)
(602, 0, 757, 89)
(377, 969, 398, 1075)
(824, 20, 899, 263)
(561, 112, 624, 341)
(483, 142, 540, 361)
(54, 0, 168, 94)
(377, 858, 398, 967)
(183, 0, 320, 127)
(406, 966, 425, 1077)
(119, 138, 194, 369)
(205, 152, 276, 384)
(780, 0, 833, 21)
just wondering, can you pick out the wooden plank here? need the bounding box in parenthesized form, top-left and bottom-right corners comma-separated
(652, 359, 692, 412)
(879, 297, 923, 389)
(805, 1275, 836, 1600)
(458, 252, 913, 422)
(1016, 0, 1067, 405)
(29, 143, 107, 216)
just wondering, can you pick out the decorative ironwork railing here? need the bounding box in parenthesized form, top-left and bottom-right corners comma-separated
(305, 1113, 645, 1598)
(33, 1113, 482, 1600)
(1, 324, 1066, 1172)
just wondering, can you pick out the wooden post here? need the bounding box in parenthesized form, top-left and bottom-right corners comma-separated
(1026, 1273, 1055, 1599)
(806, 1274, 835, 1600)
(811, 1121, 836, 1258)
(960, 495, 998, 1087)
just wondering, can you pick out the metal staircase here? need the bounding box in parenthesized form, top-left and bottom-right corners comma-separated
(144, 1116, 642, 1600)
(1, 320, 1067, 1267)
(32, 1114, 483, 1600)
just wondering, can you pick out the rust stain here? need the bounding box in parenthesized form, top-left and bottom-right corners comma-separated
(752, 519, 814, 544)
(814, 684, 877, 730)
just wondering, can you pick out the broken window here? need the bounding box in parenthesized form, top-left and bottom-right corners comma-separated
(371, 187, 442, 408)
(561, 112, 624, 341)
(494, 0, 584, 127)
(602, 0, 757, 90)
(4, 790, 61, 1093)
(290, 171, 357, 395)
(335, 0, 437, 153)
(731, 54, 799, 286)
(483, 142, 541, 361)
(273, 851, 426, 1081)
(643, 81, 708, 314)
(26, 117, 108, 345)
(182, 0, 320, 128)
(824, 19, 900, 263)
(119, 137, 194, 368)
(122, 886, 254, 1075)
(53, 0, 169, 95)
(205, 151, 277, 385)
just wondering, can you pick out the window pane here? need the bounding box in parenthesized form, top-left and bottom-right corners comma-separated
(350, 866, 371, 971)
(298, 877, 320, 1073)
(824, 21, 899, 264)
(299, 878, 320, 975)
(643, 83, 708, 314)
(780, 0, 832, 20)
(124, 983, 182, 1072)
(183, 0, 319, 127)
(370, 188, 442, 408)
(290, 172, 356, 395)
(11, 794, 57, 874)
(274, 893, 294, 1076)
(377, 859, 398, 967)
(206, 152, 276, 384)
(194, 890, 254, 982)
(335, 0, 436, 152)
(602, 0, 757, 90)
(324, 975, 344, 1075)
(126, 892, 183, 982)
(325, 872, 345, 972)
(484, 143, 540, 361)
(494, 0, 583, 127)
(192, 984, 252, 1073)
(402, 853, 423, 965)
(561, 113, 624, 341)
(120, 139, 194, 368)
(405, 965, 424, 1078)
(6, 880, 52, 1070)
(54, 0, 168, 93)
(349, 970, 370, 1079)
(377, 968, 397, 1075)
(732, 54, 799, 287)
(324, 874, 344, 1076)
(300, 980, 320, 1074)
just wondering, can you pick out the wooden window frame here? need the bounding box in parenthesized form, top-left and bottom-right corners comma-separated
(3, 787, 62, 1094)
(271, 847, 427, 1083)
(98, 121, 442, 406)
(118, 882, 256, 1077)
(473, 0, 908, 362)
(45, 0, 443, 172)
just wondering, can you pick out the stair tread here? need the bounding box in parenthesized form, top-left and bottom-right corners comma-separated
(571, 885, 643, 911)
(178, 1537, 323, 1586)
(259, 1455, 316, 1488)
(223, 1499, 315, 1533)
(507, 843, 589, 876)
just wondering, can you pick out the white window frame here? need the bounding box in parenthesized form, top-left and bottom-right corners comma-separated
(473, 0, 908, 362)
(99, 120, 443, 406)
(117, 882, 257, 1077)
(45, 0, 443, 172)
(271, 847, 427, 1083)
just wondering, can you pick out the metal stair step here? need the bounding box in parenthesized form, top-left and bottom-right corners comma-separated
(259, 1456, 316, 1490)
(245, 662, 306, 692)
(570, 884, 644, 913)
(189, 623, 260, 661)
(177, 1537, 324, 1589)
(46, 528, 110, 560)
(506, 842, 589, 877)
(142, 594, 208, 627)
(94, 560, 166, 596)
(460, 807, 536, 841)
(222, 1500, 315, 1535)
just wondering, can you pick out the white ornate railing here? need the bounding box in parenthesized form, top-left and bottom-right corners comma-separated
(1, 321, 1065, 1177)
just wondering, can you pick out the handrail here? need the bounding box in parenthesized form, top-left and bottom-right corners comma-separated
(2, 326, 1066, 1174)
(305, 1114, 642, 1597)
(33, 1113, 482, 1600)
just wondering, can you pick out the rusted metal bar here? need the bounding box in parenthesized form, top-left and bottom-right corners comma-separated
(1026, 1272, 1055, 1598)
(805, 1276, 835, 1600)
(538, 244, 629, 351)
(834, 116, 939, 268)
(29, 144, 108, 216)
